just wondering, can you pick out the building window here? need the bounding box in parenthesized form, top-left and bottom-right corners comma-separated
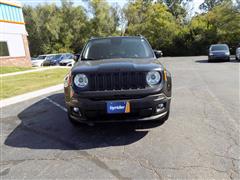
(0, 41, 9, 56)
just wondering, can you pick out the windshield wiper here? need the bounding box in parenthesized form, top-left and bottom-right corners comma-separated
(81, 57, 96, 61)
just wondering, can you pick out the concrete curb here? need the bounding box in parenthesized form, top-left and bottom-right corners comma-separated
(0, 66, 70, 77)
(0, 84, 63, 108)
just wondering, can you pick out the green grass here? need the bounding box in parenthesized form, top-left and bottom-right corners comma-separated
(0, 66, 33, 74)
(0, 68, 70, 99)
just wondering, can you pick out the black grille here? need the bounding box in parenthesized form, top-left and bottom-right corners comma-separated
(88, 72, 147, 91)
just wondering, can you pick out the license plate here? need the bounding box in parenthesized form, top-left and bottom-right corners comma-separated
(107, 101, 130, 114)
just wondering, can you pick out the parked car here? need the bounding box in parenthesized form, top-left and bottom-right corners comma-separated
(208, 44, 230, 62)
(236, 47, 240, 60)
(31, 54, 56, 67)
(64, 36, 172, 126)
(59, 54, 75, 66)
(43, 53, 74, 66)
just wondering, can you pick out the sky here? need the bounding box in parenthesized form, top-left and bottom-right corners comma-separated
(15, 0, 204, 15)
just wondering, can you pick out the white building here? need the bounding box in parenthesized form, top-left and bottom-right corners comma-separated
(0, 0, 31, 67)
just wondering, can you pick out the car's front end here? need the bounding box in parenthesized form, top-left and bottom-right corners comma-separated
(208, 51, 230, 61)
(64, 36, 172, 125)
(208, 44, 230, 62)
(32, 60, 44, 67)
(65, 61, 171, 124)
(32, 55, 47, 67)
(59, 59, 74, 66)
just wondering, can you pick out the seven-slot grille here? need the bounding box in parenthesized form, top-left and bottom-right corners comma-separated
(88, 72, 147, 91)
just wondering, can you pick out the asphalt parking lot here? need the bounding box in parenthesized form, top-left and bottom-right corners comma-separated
(1, 56, 239, 179)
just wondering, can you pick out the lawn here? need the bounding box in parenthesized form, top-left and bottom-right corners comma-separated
(0, 68, 70, 99)
(0, 66, 33, 74)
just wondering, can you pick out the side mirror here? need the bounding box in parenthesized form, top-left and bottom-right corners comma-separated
(154, 50, 163, 58)
(73, 55, 78, 62)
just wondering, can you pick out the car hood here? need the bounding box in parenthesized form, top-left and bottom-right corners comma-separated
(60, 59, 74, 63)
(72, 58, 163, 74)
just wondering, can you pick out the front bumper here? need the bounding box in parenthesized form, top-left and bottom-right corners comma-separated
(43, 61, 58, 66)
(32, 63, 41, 67)
(66, 93, 171, 123)
(208, 55, 230, 61)
(60, 62, 69, 66)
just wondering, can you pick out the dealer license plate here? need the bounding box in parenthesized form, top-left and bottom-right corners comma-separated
(107, 101, 130, 114)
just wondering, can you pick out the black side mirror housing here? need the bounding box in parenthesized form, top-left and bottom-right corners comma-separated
(73, 55, 78, 62)
(154, 50, 163, 58)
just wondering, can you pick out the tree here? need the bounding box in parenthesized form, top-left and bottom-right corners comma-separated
(23, 0, 89, 56)
(199, 0, 231, 11)
(88, 0, 119, 37)
(186, 1, 240, 55)
(124, 0, 179, 55)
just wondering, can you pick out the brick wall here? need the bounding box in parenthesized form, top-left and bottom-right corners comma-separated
(0, 56, 31, 67)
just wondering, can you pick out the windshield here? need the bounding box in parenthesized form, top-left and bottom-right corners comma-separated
(36, 55, 46, 60)
(211, 45, 228, 51)
(82, 37, 154, 60)
(46, 54, 62, 60)
(53, 54, 63, 60)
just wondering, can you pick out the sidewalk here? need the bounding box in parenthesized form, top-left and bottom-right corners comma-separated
(0, 84, 63, 108)
(0, 66, 70, 77)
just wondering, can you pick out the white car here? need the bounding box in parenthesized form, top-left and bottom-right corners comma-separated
(59, 59, 75, 66)
(59, 54, 75, 66)
(236, 47, 240, 60)
(31, 54, 56, 67)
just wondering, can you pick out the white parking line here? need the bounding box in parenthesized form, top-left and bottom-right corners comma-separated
(45, 97, 67, 112)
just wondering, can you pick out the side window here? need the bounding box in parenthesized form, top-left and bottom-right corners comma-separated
(0, 41, 10, 56)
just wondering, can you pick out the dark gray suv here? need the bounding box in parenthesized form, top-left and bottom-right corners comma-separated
(208, 44, 230, 62)
(64, 36, 172, 126)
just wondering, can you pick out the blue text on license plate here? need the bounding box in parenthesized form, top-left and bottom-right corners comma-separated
(107, 101, 130, 114)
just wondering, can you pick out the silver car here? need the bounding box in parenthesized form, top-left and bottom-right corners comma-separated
(208, 44, 230, 62)
(236, 47, 240, 60)
(31, 54, 56, 67)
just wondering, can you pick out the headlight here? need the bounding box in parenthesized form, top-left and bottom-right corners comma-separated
(209, 52, 213, 56)
(225, 52, 230, 56)
(74, 74, 88, 88)
(146, 71, 161, 86)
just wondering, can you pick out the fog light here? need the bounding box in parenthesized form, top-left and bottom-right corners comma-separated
(73, 107, 82, 117)
(73, 107, 79, 113)
(156, 103, 164, 113)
